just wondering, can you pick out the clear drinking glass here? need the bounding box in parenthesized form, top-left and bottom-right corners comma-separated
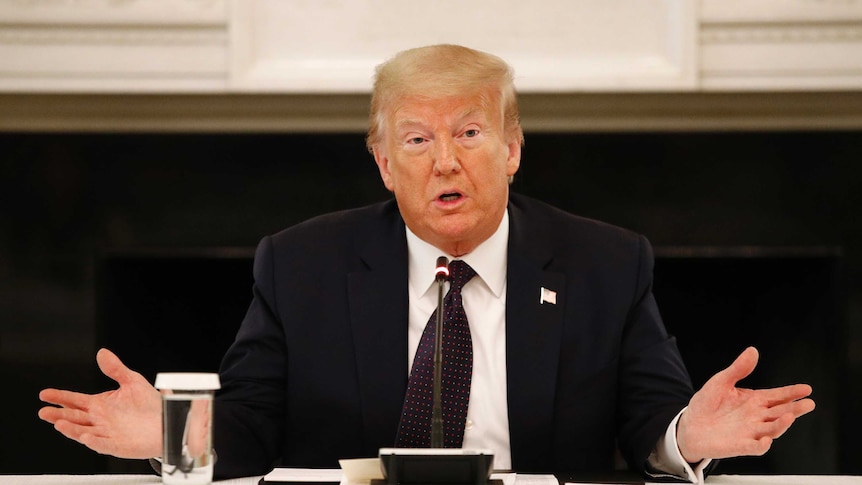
(154, 373, 220, 485)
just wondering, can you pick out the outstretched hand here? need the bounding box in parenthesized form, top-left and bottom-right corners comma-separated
(677, 347, 815, 463)
(38, 348, 162, 459)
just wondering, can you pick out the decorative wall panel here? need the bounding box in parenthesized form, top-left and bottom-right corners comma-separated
(230, 0, 697, 92)
(700, 0, 862, 90)
(0, 0, 229, 91)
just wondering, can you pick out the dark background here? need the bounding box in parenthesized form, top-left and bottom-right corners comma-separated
(1, 131, 859, 475)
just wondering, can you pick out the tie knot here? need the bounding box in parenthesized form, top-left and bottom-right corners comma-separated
(448, 260, 476, 292)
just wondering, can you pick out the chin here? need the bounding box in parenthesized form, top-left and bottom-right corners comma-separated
(430, 222, 479, 250)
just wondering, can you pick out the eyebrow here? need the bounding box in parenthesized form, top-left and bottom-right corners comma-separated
(394, 119, 426, 132)
(393, 108, 485, 133)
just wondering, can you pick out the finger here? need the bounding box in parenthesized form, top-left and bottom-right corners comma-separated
(53, 419, 99, 443)
(38, 406, 61, 425)
(38, 406, 93, 426)
(747, 436, 773, 457)
(714, 346, 759, 388)
(53, 422, 116, 457)
(96, 348, 140, 387)
(761, 384, 813, 407)
(765, 398, 816, 421)
(77, 433, 141, 459)
(756, 413, 796, 440)
(715, 435, 773, 459)
(78, 430, 152, 459)
(39, 388, 92, 411)
(77, 433, 114, 457)
(796, 397, 816, 417)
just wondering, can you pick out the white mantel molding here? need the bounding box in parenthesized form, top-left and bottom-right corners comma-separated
(0, 0, 860, 94)
(0, 0, 861, 131)
(699, 0, 862, 90)
(0, 0, 227, 25)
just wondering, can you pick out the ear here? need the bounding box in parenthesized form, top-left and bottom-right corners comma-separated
(372, 145, 395, 192)
(505, 138, 521, 177)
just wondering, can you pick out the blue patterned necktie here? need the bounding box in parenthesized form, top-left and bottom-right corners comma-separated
(396, 260, 477, 448)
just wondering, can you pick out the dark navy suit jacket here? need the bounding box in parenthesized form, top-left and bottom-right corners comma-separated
(212, 193, 694, 479)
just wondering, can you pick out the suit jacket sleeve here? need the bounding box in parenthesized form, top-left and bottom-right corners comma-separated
(213, 236, 287, 479)
(616, 235, 694, 475)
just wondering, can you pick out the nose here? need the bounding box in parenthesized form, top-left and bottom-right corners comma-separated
(432, 137, 460, 175)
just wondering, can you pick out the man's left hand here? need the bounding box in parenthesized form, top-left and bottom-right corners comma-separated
(676, 346, 815, 464)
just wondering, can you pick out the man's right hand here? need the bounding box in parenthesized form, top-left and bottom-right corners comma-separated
(38, 348, 162, 459)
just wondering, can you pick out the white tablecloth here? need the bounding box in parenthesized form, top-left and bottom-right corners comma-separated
(705, 477, 862, 485)
(1, 475, 860, 485)
(0, 476, 257, 485)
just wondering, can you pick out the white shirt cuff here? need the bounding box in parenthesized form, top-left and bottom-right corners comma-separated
(645, 407, 712, 484)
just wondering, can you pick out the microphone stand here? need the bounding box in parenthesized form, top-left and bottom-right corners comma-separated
(431, 255, 448, 448)
(376, 256, 495, 485)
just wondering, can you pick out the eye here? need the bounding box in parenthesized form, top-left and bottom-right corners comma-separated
(407, 136, 425, 145)
(464, 129, 479, 138)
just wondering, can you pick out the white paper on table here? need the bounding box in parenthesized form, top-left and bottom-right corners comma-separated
(338, 458, 384, 484)
(565, 482, 627, 485)
(262, 468, 344, 483)
(260, 464, 525, 485)
(336, 458, 518, 485)
(509, 473, 553, 485)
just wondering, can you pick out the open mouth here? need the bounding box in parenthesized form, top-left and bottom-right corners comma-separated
(439, 192, 462, 202)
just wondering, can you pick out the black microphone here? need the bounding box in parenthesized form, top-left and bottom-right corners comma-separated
(375, 256, 494, 485)
(431, 256, 449, 448)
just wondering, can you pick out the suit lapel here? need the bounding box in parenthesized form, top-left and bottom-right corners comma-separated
(506, 197, 566, 470)
(348, 202, 410, 453)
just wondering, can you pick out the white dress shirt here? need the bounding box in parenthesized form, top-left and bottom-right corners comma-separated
(404, 210, 709, 482)
(406, 211, 512, 467)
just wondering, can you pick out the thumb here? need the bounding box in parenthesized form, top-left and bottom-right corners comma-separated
(96, 348, 139, 387)
(715, 346, 759, 388)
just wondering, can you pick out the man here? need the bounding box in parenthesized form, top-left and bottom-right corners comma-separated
(38, 45, 815, 482)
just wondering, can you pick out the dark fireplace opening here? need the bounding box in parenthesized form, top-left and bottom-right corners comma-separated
(654, 248, 845, 474)
(2, 131, 860, 475)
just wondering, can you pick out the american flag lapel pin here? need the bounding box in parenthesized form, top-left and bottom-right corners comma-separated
(540, 287, 557, 305)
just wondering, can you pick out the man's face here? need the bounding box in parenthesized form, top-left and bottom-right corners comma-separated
(373, 92, 521, 256)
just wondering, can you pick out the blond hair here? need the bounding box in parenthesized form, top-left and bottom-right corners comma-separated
(366, 44, 523, 152)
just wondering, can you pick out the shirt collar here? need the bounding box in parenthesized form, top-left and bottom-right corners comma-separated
(406, 210, 509, 299)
